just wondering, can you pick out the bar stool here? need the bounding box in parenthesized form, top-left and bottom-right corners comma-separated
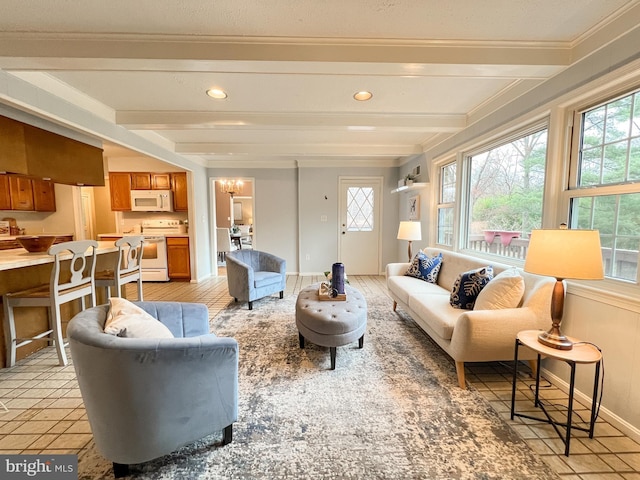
(2, 240, 98, 368)
(95, 236, 145, 301)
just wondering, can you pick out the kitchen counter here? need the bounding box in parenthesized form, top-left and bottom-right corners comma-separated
(0, 241, 117, 271)
(0, 241, 120, 367)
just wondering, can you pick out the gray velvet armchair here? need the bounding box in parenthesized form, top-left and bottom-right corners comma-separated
(226, 250, 286, 309)
(67, 301, 238, 478)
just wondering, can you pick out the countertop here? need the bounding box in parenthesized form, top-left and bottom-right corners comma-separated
(0, 241, 118, 271)
(98, 233, 189, 238)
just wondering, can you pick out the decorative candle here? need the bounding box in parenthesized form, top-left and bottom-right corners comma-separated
(331, 262, 345, 296)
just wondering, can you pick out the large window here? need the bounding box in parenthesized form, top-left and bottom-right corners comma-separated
(569, 88, 640, 282)
(436, 162, 456, 246)
(464, 126, 548, 259)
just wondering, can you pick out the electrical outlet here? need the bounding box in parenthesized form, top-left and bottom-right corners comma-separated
(321, 215, 327, 222)
(305, 254, 311, 260)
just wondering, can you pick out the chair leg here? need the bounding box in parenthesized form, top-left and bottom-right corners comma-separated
(137, 279, 144, 301)
(455, 361, 467, 389)
(248, 301, 253, 310)
(113, 463, 129, 478)
(50, 303, 68, 367)
(330, 347, 337, 370)
(222, 424, 233, 446)
(2, 296, 17, 368)
(279, 291, 283, 299)
(393, 300, 397, 311)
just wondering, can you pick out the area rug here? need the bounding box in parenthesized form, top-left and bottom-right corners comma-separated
(78, 291, 559, 479)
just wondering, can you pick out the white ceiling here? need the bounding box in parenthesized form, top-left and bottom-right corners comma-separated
(0, 0, 638, 167)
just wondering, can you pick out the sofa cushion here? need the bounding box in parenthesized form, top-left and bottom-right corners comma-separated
(449, 266, 494, 309)
(405, 252, 443, 283)
(409, 294, 461, 340)
(104, 297, 174, 338)
(388, 275, 450, 305)
(474, 267, 525, 310)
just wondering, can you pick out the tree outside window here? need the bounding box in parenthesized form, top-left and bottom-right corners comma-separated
(465, 128, 548, 258)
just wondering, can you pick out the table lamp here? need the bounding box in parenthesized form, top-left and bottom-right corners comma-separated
(397, 221, 422, 261)
(524, 227, 603, 350)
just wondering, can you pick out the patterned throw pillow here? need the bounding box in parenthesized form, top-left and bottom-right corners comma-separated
(405, 252, 444, 284)
(450, 266, 494, 309)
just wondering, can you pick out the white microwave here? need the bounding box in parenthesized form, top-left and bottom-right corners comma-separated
(130, 190, 174, 212)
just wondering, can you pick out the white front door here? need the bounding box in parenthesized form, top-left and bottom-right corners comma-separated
(338, 177, 383, 275)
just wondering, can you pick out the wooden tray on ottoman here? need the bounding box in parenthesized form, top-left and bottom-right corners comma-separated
(318, 282, 347, 301)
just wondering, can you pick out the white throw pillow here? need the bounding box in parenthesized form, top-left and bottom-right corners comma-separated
(473, 268, 525, 310)
(104, 297, 174, 338)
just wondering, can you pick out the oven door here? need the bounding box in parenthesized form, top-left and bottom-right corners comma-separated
(141, 236, 169, 281)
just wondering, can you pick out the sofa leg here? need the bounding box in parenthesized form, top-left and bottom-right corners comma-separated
(392, 300, 397, 312)
(455, 362, 467, 389)
(299, 332, 305, 348)
(358, 334, 364, 349)
(528, 360, 538, 379)
(330, 347, 336, 370)
(113, 462, 129, 478)
(279, 291, 283, 299)
(222, 424, 233, 446)
(248, 301, 253, 310)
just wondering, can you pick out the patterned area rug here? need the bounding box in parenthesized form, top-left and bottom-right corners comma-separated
(79, 291, 559, 479)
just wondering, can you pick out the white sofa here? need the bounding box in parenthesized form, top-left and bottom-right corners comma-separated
(386, 247, 555, 388)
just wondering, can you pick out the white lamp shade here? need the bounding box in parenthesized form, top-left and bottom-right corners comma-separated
(397, 221, 422, 241)
(524, 229, 604, 280)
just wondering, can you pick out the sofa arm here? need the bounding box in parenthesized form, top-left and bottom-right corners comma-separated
(386, 262, 410, 278)
(226, 255, 253, 298)
(449, 307, 546, 361)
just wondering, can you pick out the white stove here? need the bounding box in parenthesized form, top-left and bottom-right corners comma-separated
(139, 220, 186, 281)
(141, 219, 186, 236)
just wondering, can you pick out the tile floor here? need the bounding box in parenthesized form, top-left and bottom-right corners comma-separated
(1, 274, 639, 479)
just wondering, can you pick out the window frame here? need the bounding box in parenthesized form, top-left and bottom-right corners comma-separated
(566, 85, 640, 285)
(435, 160, 457, 247)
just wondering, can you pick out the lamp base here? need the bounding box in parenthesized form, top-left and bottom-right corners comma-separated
(538, 330, 573, 350)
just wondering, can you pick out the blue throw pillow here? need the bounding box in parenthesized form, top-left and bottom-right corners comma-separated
(450, 266, 494, 309)
(405, 252, 443, 284)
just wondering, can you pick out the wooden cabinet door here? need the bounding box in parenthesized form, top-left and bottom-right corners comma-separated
(9, 175, 34, 210)
(109, 173, 132, 211)
(152, 173, 171, 190)
(166, 237, 191, 280)
(0, 175, 11, 210)
(171, 172, 188, 211)
(131, 173, 151, 190)
(32, 179, 56, 211)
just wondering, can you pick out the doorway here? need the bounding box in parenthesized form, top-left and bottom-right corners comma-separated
(338, 176, 383, 275)
(210, 177, 255, 275)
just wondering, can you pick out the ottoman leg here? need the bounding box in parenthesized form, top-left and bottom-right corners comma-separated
(358, 334, 364, 349)
(330, 347, 336, 370)
(298, 332, 305, 348)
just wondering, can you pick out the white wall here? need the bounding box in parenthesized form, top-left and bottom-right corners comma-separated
(423, 26, 640, 440)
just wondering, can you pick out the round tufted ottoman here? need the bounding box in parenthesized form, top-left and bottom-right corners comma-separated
(295, 282, 367, 370)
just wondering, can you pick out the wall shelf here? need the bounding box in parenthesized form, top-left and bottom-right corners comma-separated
(390, 182, 428, 194)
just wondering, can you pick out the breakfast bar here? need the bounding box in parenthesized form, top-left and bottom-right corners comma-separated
(0, 241, 119, 367)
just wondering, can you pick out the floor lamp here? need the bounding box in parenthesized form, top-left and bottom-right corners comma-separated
(397, 221, 422, 262)
(524, 228, 603, 350)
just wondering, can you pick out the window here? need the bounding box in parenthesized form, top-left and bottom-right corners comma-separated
(569, 88, 640, 282)
(436, 162, 456, 246)
(464, 127, 548, 259)
(346, 186, 374, 231)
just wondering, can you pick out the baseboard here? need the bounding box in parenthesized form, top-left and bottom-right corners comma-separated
(541, 367, 640, 444)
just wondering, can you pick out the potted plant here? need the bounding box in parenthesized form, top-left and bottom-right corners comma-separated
(404, 173, 417, 186)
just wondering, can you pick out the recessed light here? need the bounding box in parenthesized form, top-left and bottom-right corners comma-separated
(353, 91, 373, 101)
(206, 88, 227, 99)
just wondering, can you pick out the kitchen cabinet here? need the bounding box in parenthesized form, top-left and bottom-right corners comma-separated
(32, 179, 56, 212)
(0, 175, 11, 210)
(9, 175, 34, 211)
(131, 173, 171, 190)
(130, 173, 151, 190)
(109, 173, 132, 211)
(166, 236, 190, 280)
(171, 172, 188, 211)
(152, 173, 171, 190)
(0, 174, 57, 212)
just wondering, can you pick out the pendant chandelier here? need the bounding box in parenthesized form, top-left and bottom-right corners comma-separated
(219, 179, 243, 198)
